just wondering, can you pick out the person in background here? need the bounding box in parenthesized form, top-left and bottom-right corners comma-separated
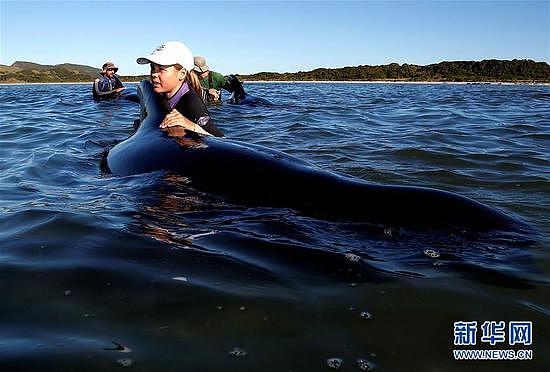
(93, 61, 125, 99)
(193, 56, 246, 104)
(136, 41, 224, 137)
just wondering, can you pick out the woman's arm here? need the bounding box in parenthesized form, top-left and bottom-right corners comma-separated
(170, 90, 225, 137)
(159, 109, 211, 136)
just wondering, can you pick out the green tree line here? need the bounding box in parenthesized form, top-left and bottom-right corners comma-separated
(237, 59, 550, 82)
(1, 59, 548, 83)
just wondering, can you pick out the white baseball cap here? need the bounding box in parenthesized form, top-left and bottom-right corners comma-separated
(136, 41, 194, 72)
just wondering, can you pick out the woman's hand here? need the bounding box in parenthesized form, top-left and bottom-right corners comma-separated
(159, 109, 211, 136)
(159, 109, 191, 129)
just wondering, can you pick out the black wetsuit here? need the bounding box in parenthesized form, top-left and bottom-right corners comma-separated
(158, 87, 224, 137)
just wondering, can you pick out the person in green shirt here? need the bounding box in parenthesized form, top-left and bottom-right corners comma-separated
(193, 56, 246, 104)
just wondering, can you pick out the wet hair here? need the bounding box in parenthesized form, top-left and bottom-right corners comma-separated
(174, 64, 202, 97)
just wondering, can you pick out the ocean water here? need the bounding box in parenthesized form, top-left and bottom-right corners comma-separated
(0, 82, 548, 371)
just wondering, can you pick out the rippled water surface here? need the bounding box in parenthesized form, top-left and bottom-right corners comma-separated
(1, 82, 549, 371)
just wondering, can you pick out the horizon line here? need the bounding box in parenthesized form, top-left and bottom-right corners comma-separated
(2, 58, 548, 77)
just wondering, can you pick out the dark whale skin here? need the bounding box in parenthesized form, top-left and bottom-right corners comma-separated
(106, 81, 526, 232)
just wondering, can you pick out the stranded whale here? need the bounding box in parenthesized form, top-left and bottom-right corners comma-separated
(105, 81, 526, 233)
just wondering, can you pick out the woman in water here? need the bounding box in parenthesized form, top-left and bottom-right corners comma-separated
(137, 41, 224, 137)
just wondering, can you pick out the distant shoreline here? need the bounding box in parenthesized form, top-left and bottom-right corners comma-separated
(3, 59, 548, 86)
(1, 80, 549, 86)
(0, 81, 138, 86)
(243, 80, 550, 86)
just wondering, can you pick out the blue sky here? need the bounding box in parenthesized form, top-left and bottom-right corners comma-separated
(1, 0, 548, 76)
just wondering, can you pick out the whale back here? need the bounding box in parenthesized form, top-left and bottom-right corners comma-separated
(106, 81, 187, 175)
(105, 81, 527, 233)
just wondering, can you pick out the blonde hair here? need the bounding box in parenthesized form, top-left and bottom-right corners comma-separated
(174, 64, 202, 97)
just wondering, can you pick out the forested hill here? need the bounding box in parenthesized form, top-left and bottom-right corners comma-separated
(237, 60, 550, 83)
(1, 61, 101, 83)
(0, 61, 147, 83)
(0, 59, 548, 83)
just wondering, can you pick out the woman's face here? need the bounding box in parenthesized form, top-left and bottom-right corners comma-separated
(150, 63, 185, 96)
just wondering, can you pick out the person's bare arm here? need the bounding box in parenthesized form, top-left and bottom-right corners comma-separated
(159, 109, 211, 136)
(208, 88, 220, 100)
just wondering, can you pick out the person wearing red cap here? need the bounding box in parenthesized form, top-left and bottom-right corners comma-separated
(92, 61, 126, 100)
(137, 41, 224, 137)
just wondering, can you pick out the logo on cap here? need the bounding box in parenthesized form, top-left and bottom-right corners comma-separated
(154, 44, 166, 53)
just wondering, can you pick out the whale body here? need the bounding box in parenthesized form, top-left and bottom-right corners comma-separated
(105, 81, 525, 233)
